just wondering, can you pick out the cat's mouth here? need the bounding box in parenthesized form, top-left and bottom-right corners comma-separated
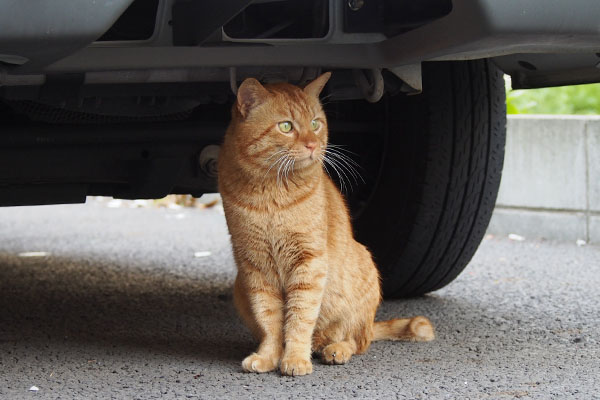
(295, 150, 321, 167)
(265, 149, 321, 175)
(293, 157, 314, 169)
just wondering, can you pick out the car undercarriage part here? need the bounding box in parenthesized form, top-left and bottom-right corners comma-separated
(173, 0, 254, 46)
(0, 120, 224, 206)
(2, 64, 399, 118)
(2, 0, 598, 87)
(0, 93, 383, 206)
(388, 64, 422, 93)
(1, 0, 599, 109)
(353, 69, 385, 103)
(1, 0, 596, 84)
(198, 145, 220, 179)
(0, 0, 135, 71)
(97, 0, 160, 42)
(0, 67, 324, 120)
(221, 0, 330, 41)
(229, 68, 239, 95)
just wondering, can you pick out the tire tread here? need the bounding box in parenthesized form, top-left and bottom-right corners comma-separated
(378, 60, 506, 297)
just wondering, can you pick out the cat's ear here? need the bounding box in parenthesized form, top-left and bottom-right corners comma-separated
(303, 72, 332, 98)
(237, 78, 268, 118)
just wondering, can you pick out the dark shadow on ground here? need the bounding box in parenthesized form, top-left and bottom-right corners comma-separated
(0, 254, 254, 364)
(0, 249, 552, 369)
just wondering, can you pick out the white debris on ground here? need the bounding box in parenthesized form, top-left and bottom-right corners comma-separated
(508, 233, 525, 241)
(576, 239, 587, 247)
(106, 199, 122, 208)
(18, 252, 50, 257)
(90, 194, 221, 210)
(194, 251, 212, 258)
(132, 200, 149, 207)
(29, 386, 39, 392)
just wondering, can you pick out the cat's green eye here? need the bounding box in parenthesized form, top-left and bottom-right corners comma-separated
(278, 121, 293, 133)
(311, 119, 320, 131)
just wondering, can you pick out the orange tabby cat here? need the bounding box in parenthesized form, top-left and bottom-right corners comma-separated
(218, 72, 434, 376)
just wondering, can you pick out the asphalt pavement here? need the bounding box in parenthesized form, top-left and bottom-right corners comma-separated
(1, 199, 599, 399)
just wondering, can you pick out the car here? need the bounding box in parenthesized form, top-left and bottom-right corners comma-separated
(1, 0, 599, 297)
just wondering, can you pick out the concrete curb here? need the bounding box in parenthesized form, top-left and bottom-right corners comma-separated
(488, 115, 600, 243)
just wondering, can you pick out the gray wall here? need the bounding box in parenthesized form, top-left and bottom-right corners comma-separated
(488, 115, 600, 243)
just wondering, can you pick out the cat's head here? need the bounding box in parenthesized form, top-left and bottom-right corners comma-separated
(230, 73, 331, 176)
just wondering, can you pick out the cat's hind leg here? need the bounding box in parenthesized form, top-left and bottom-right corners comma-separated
(317, 320, 373, 365)
(321, 340, 357, 365)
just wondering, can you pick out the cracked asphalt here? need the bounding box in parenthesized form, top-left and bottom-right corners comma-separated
(0, 200, 599, 399)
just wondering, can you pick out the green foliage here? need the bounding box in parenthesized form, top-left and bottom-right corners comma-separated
(505, 78, 600, 115)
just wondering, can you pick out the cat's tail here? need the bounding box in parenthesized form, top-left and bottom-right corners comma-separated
(372, 316, 435, 342)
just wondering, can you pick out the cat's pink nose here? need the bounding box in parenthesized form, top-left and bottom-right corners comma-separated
(305, 141, 318, 151)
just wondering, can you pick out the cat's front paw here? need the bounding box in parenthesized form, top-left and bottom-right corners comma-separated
(242, 353, 278, 373)
(280, 356, 313, 376)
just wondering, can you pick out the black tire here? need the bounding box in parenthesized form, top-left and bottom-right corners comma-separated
(352, 60, 506, 298)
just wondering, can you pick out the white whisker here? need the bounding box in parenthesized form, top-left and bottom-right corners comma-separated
(265, 149, 288, 161)
(291, 157, 296, 178)
(326, 144, 360, 157)
(277, 156, 287, 187)
(331, 156, 353, 191)
(263, 153, 289, 182)
(322, 156, 348, 194)
(325, 149, 365, 185)
(283, 157, 293, 187)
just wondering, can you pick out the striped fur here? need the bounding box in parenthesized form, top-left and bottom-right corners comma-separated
(218, 73, 434, 376)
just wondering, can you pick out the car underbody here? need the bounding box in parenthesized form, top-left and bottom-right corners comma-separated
(1, 0, 599, 206)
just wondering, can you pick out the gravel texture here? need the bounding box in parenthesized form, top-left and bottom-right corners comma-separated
(0, 201, 599, 399)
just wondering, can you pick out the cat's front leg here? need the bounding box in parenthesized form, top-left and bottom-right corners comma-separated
(235, 263, 284, 373)
(280, 258, 327, 376)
